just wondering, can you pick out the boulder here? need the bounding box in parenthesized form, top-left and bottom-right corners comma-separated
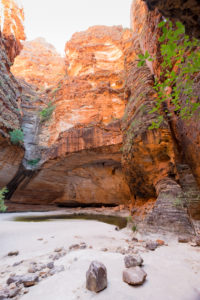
(123, 266, 147, 286)
(124, 255, 143, 268)
(86, 261, 107, 293)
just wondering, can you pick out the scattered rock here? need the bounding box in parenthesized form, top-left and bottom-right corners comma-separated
(115, 226, 119, 231)
(7, 275, 38, 287)
(8, 287, 21, 298)
(47, 262, 54, 269)
(79, 242, 87, 249)
(132, 237, 138, 242)
(21, 275, 39, 287)
(54, 247, 64, 253)
(0, 289, 9, 300)
(28, 266, 37, 274)
(13, 261, 23, 267)
(69, 244, 80, 251)
(7, 250, 19, 257)
(49, 265, 65, 276)
(86, 261, 107, 293)
(178, 236, 190, 243)
(7, 275, 22, 285)
(156, 239, 165, 246)
(123, 266, 147, 286)
(37, 238, 43, 241)
(124, 255, 143, 268)
(146, 241, 158, 251)
(101, 248, 108, 252)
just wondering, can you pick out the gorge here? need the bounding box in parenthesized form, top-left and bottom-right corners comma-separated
(0, 0, 200, 298)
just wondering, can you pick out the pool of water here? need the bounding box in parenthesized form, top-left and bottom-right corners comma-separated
(14, 213, 127, 229)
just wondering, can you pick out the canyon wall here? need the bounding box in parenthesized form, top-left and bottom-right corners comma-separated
(0, 0, 199, 234)
(0, 0, 25, 187)
(10, 26, 132, 206)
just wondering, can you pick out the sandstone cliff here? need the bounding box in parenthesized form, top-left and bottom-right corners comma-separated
(10, 26, 132, 206)
(0, 0, 25, 188)
(0, 0, 199, 234)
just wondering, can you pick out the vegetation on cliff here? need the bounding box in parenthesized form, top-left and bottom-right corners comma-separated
(138, 20, 200, 128)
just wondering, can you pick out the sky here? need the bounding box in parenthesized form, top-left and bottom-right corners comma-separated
(20, 0, 133, 55)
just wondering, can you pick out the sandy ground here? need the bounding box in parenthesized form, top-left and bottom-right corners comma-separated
(0, 212, 200, 300)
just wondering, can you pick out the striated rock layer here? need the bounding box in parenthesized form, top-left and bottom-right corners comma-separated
(10, 26, 132, 206)
(0, 0, 25, 189)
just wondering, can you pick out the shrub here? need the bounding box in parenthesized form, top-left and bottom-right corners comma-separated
(27, 158, 40, 166)
(39, 102, 55, 122)
(132, 224, 137, 232)
(0, 187, 8, 212)
(9, 129, 24, 144)
(138, 20, 200, 128)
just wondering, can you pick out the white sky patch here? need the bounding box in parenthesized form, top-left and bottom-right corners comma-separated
(20, 0, 133, 55)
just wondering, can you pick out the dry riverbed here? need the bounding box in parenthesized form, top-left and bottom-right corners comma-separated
(0, 211, 200, 300)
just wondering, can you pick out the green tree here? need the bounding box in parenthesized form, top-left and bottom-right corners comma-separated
(9, 129, 24, 144)
(138, 20, 200, 128)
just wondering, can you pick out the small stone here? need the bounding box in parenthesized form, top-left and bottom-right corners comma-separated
(156, 239, 165, 246)
(146, 241, 158, 251)
(124, 255, 143, 268)
(7, 250, 19, 257)
(115, 226, 119, 231)
(79, 242, 87, 249)
(86, 261, 107, 293)
(7, 275, 38, 287)
(54, 247, 63, 253)
(28, 266, 37, 273)
(37, 238, 43, 241)
(132, 237, 138, 242)
(0, 289, 9, 300)
(13, 261, 23, 267)
(8, 287, 21, 298)
(7, 275, 22, 285)
(47, 262, 54, 269)
(69, 244, 80, 251)
(178, 236, 190, 243)
(9, 283, 17, 289)
(101, 248, 108, 252)
(49, 265, 64, 276)
(123, 266, 147, 286)
(21, 275, 39, 287)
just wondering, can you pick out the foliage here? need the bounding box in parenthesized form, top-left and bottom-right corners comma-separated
(0, 187, 8, 212)
(39, 102, 55, 122)
(138, 20, 200, 128)
(132, 224, 137, 232)
(9, 129, 24, 145)
(27, 158, 40, 166)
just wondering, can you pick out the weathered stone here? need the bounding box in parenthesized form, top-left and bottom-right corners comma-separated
(7, 274, 38, 287)
(86, 261, 107, 293)
(21, 275, 39, 287)
(49, 265, 65, 276)
(8, 287, 21, 298)
(178, 236, 191, 243)
(54, 247, 64, 253)
(123, 266, 147, 285)
(47, 262, 54, 269)
(7, 250, 19, 257)
(124, 255, 143, 268)
(146, 241, 158, 251)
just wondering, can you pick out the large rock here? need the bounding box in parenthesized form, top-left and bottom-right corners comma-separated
(86, 261, 107, 293)
(123, 266, 147, 285)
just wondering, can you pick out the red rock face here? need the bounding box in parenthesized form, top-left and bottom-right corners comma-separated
(10, 26, 132, 206)
(11, 38, 65, 90)
(0, 0, 25, 190)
